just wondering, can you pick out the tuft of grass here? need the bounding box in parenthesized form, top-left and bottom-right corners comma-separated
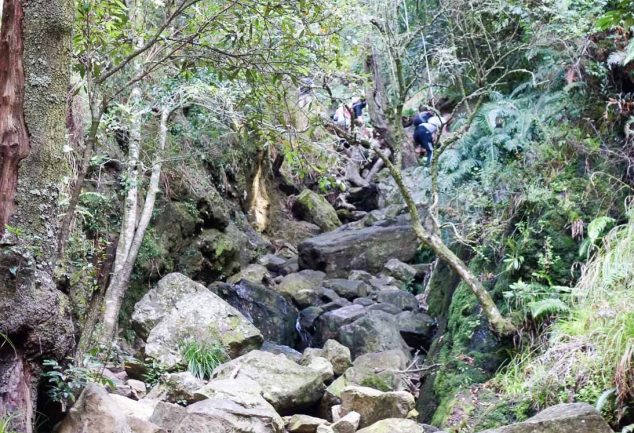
(181, 340, 228, 380)
(0, 415, 17, 433)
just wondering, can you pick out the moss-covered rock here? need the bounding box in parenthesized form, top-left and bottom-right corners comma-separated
(294, 189, 341, 232)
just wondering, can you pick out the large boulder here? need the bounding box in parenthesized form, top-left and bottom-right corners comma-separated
(175, 381, 284, 433)
(338, 311, 411, 359)
(340, 386, 415, 428)
(477, 403, 613, 433)
(298, 225, 418, 277)
(376, 289, 418, 311)
(345, 350, 410, 392)
(131, 273, 203, 340)
(276, 270, 326, 308)
(294, 189, 342, 232)
(213, 280, 299, 347)
(143, 282, 263, 368)
(212, 350, 326, 414)
(55, 384, 163, 433)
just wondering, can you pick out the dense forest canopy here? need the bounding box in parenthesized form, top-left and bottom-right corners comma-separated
(0, 0, 633, 432)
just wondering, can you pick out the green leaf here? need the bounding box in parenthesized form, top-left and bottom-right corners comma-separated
(528, 298, 569, 320)
(588, 216, 616, 243)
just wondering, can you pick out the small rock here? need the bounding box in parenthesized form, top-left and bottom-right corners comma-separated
(127, 379, 147, 399)
(302, 356, 335, 383)
(331, 411, 360, 433)
(259, 254, 288, 273)
(226, 263, 271, 284)
(261, 341, 303, 362)
(323, 279, 369, 300)
(288, 414, 330, 433)
(299, 306, 324, 330)
(367, 303, 402, 315)
(356, 419, 426, 433)
(322, 339, 352, 376)
(383, 259, 417, 283)
(149, 401, 187, 433)
(353, 297, 374, 307)
(331, 405, 343, 422)
(277, 270, 327, 308)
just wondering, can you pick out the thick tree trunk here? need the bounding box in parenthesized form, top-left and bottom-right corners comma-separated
(0, 0, 74, 430)
(0, 0, 29, 230)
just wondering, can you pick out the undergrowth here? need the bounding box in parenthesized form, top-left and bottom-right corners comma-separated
(0, 416, 17, 433)
(496, 210, 634, 426)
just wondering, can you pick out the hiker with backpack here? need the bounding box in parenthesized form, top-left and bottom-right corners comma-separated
(413, 107, 444, 166)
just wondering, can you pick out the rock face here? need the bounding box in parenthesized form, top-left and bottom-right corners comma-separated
(213, 280, 299, 347)
(55, 384, 163, 433)
(212, 350, 326, 414)
(139, 275, 263, 368)
(294, 189, 342, 232)
(298, 224, 418, 277)
(340, 386, 415, 428)
(132, 273, 205, 339)
(477, 403, 614, 433)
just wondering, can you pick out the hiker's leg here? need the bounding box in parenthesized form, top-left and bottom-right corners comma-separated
(421, 130, 434, 165)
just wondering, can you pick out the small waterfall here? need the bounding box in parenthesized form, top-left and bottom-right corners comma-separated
(295, 316, 312, 350)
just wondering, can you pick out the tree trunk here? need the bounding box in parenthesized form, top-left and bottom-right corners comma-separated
(0, 0, 74, 430)
(100, 107, 170, 344)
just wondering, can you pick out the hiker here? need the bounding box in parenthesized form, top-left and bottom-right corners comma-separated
(352, 97, 367, 118)
(413, 108, 443, 165)
(333, 103, 353, 129)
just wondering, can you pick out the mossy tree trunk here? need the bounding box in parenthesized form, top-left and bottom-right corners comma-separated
(0, 0, 74, 431)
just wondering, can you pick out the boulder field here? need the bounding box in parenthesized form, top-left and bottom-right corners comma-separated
(55, 211, 615, 433)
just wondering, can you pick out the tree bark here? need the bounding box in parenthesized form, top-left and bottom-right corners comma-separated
(0, 0, 29, 230)
(0, 0, 74, 430)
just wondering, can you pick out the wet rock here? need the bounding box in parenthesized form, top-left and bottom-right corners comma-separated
(298, 224, 418, 277)
(340, 386, 415, 428)
(143, 284, 263, 368)
(276, 270, 327, 308)
(396, 311, 435, 349)
(212, 350, 326, 414)
(383, 259, 417, 283)
(131, 272, 204, 340)
(299, 306, 324, 331)
(316, 305, 366, 345)
(261, 342, 303, 362)
(323, 279, 370, 300)
(478, 403, 614, 433)
(294, 189, 342, 232)
(288, 414, 330, 433)
(376, 289, 418, 311)
(338, 311, 411, 359)
(213, 279, 298, 347)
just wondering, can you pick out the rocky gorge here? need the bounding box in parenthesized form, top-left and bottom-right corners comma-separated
(51, 184, 618, 433)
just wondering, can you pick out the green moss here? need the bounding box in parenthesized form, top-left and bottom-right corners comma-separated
(361, 375, 392, 392)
